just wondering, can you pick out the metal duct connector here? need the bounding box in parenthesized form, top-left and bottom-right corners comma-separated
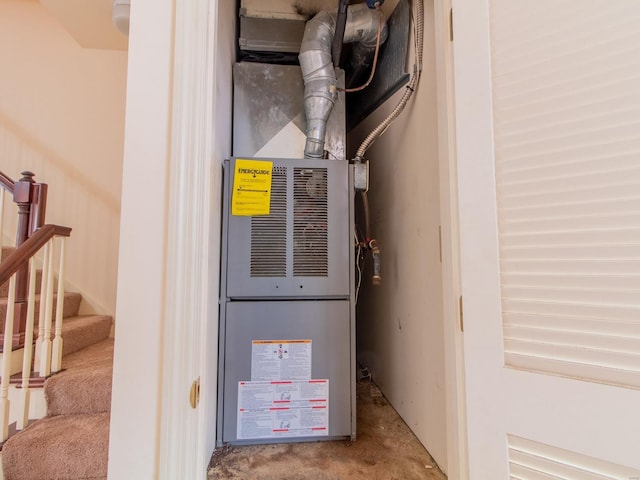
(299, 3, 388, 159)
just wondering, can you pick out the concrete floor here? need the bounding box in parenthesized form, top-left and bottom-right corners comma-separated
(208, 380, 447, 480)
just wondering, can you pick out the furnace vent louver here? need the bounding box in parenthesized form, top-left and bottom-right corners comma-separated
(294, 168, 328, 277)
(225, 157, 349, 299)
(250, 167, 287, 277)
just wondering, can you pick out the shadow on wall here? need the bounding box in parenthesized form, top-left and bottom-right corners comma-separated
(0, 112, 121, 317)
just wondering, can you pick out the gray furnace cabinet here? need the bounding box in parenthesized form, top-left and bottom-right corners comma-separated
(217, 157, 356, 446)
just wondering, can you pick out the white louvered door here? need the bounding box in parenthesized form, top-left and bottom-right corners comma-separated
(453, 0, 640, 478)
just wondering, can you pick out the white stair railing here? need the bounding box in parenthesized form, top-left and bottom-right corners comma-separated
(1, 228, 70, 440)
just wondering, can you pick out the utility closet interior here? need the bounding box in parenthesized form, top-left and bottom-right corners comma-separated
(215, 0, 446, 471)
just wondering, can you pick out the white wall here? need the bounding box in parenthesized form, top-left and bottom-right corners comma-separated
(108, 0, 174, 477)
(0, 0, 127, 316)
(349, 0, 448, 471)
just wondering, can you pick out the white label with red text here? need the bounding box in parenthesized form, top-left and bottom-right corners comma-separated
(237, 379, 329, 439)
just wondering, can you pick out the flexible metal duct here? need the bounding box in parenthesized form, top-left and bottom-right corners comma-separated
(299, 3, 388, 158)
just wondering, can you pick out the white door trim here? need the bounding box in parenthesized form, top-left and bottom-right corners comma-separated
(158, 0, 473, 477)
(451, 0, 511, 475)
(159, 0, 219, 478)
(435, 0, 470, 477)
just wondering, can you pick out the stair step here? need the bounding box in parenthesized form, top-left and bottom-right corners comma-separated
(45, 339, 113, 416)
(0, 270, 46, 298)
(0, 292, 82, 333)
(60, 315, 112, 357)
(0, 247, 43, 298)
(61, 337, 114, 370)
(7, 317, 113, 387)
(1, 246, 13, 261)
(1, 412, 109, 480)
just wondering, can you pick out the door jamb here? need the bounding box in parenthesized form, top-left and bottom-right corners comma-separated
(158, 0, 221, 478)
(435, 0, 469, 477)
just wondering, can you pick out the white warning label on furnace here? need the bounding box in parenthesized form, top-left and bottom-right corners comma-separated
(251, 340, 312, 381)
(237, 380, 329, 439)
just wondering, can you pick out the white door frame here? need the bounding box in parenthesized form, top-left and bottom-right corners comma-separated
(159, 0, 236, 477)
(155, 0, 471, 478)
(158, 0, 221, 478)
(160, 0, 467, 480)
(110, 0, 231, 478)
(435, 0, 470, 477)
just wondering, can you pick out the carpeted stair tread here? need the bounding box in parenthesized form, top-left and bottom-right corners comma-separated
(60, 315, 112, 357)
(45, 339, 114, 416)
(1, 413, 109, 480)
(0, 292, 81, 333)
(1, 246, 13, 261)
(0, 270, 45, 298)
(61, 338, 114, 370)
(45, 365, 112, 416)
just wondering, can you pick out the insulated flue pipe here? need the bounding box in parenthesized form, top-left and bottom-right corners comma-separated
(299, 3, 388, 158)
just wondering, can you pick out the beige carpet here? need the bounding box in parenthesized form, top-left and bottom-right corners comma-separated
(2, 413, 110, 480)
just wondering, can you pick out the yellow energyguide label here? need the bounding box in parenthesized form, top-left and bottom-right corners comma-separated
(231, 159, 273, 216)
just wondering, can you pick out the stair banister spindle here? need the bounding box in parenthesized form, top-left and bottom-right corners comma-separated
(38, 238, 55, 377)
(51, 237, 66, 373)
(18, 256, 38, 430)
(34, 241, 50, 374)
(0, 275, 17, 441)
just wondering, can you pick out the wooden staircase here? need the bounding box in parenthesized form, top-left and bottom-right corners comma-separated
(0, 247, 113, 480)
